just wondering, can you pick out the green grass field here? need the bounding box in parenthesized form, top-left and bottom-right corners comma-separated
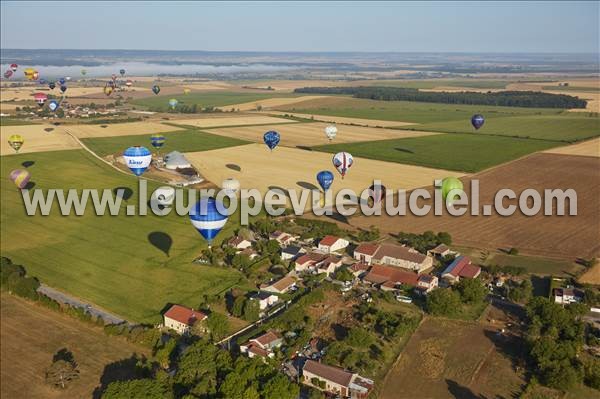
(281, 97, 561, 124)
(0, 118, 40, 126)
(408, 114, 600, 142)
(81, 128, 250, 157)
(1, 150, 248, 323)
(313, 133, 559, 172)
(132, 91, 306, 111)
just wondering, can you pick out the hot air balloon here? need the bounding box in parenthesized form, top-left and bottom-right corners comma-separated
(103, 85, 114, 96)
(471, 114, 485, 130)
(58, 78, 66, 85)
(123, 146, 152, 176)
(34, 92, 48, 107)
(126, 79, 133, 87)
(316, 170, 334, 193)
(120, 69, 125, 76)
(65, 76, 71, 81)
(154, 187, 175, 206)
(81, 69, 87, 76)
(150, 134, 165, 149)
(325, 125, 337, 141)
(60, 85, 67, 94)
(168, 98, 178, 109)
(10, 63, 18, 72)
(32, 71, 40, 81)
(8, 134, 24, 153)
(48, 82, 56, 90)
(9, 169, 31, 189)
(24, 68, 36, 80)
(39, 78, 47, 85)
(222, 178, 240, 195)
(183, 88, 191, 95)
(47, 100, 59, 112)
(441, 177, 464, 203)
(189, 198, 228, 248)
(332, 152, 353, 179)
(111, 74, 117, 81)
(3, 70, 13, 79)
(263, 131, 280, 151)
(368, 182, 386, 205)
(152, 85, 160, 95)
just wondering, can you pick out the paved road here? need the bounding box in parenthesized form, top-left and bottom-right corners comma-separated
(37, 284, 126, 325)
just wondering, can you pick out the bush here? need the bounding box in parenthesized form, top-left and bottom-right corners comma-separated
(426, 288, 461, 316)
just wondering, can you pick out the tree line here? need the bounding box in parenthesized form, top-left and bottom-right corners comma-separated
(294, 86, 587, 108)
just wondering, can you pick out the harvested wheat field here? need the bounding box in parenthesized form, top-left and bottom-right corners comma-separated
(1, 124, 80, 155)
(64, 121, 182, 138)
(222, 95, 330, 111)
(242, 80, 352, 92)
(579, 264, 600, 285)
(1, 293, 147, 399)
(186, 143, 462, 211)
(0, 86, 134, 101)
(350, 153, 600, 260)
(181, 81, 237, 91)
(544, 138, 600, 157)
(266, 110, 416, 128)
(169, 114, 296, 128)
(381, 315, 524, 399)
(206, 122, 439, 147)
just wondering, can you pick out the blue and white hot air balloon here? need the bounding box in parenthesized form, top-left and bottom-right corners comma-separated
(263, 131, 280, 151)
(47, 100, 59, 112)
(189, 198, 228, 247)
(58, 77, 66, 86)
(123, 146, 152, 176)
(471, 114, 485, 130)
(316, 170, 334, 193)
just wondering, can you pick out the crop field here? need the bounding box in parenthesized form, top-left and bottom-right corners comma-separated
(313, 133, 558, 172)
(221, 95, 331, 111)
(265, 110, 416, 128)
(544, 137, 600, 157)
(380, 316, 525, 399)
(81, 128, 250, 157)
(349, 153, 600, 259)
(64, 121, 183, 138)
(1, 150, 247, 323)
(411, 114, 600, 142)
(167, 114, 297, 128)
(186, 143, 463, 211)
(1, 293, 146, 399)
(579, 263, 600, 285)
(277, 96, 561, 124)
(1, 123, 80, 155)
(205, 122, 439, 148)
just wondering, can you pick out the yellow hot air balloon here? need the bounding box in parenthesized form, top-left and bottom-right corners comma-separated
(103, 85, 114, 96)
(183, 88, 191, 95)
(8, 134, 24, 153)
(23, 68, 37, 81)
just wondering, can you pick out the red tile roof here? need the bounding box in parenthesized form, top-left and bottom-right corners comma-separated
(442, 256, 481, 279)
(248, 344, 269, 357)
(296, 252, 327, 266)
(304, 360, 354, 387)
(164, 304, 207, 326)
(251, 330, 281, 347)
(372, 243, 427, 264)
(320, 235, 340, 246)
(364, 264, 419, 286)
(351, 262, 370, 272)
(355, 243, 379, 256)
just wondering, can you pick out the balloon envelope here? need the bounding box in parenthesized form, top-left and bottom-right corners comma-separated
(103, 85, 113, 96)
(263, 131, 280, 150)
(48, 82, 56, 90)
(189, 198, 229, 245)
(34, 92, 48, 106)
(183, 88, 191, 94)
(8, 134, 24, 152)
(441, 177, 464, 203)
(123, 146, 152, 176)
(3, 70, 13, 79)
(58, 78, 66, 85)
(9, 169, 31, 189)
(316, 170, 334, 192)
(48, 100, 59, 112)
(10, 63, 18, 72)
(81, 69, 87, 75)
(150, 134, 165, 149)
(332, 152, 353, 179)
(60, 85, 67, 93)
(168, 98, 178, 109)
(325, 125, 337, 140)
(126, 80, 133, 87)
(120, 69, 126, 76)
(471, 114, 485, 130)
(368, 182, 386, 204)
(222, 178, 240, 195)
(152, 85, 160, 95)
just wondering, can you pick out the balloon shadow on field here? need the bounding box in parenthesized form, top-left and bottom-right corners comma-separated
(296, 145, 313, 151)
(296, 181, 319, 191)
(44, 127, 54, 133)
(395, 147, 415, 154)
(24, 181, 36, 190)
(226, 163, 241, 172)
(268, 185, 290, 199)
(113, 186, 133, 201)
(21, 161, 35, 168)
(148, 232, 173, 257)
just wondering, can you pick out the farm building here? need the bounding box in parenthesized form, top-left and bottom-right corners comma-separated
(240, 330, 283, 360)
(415, 274, 439, 295)
(270, 231, 298, 246)
(441, 256, 481, 285)
(295, 252, 342, 276)
(354, 243, 433, 273)
(261, 276, 297, 294)
(281, 245, 304, 261)
(163, 304, 207, 335)
(553, 287, 584, 305)
(227, 236, 252, 250)
(363, 264, 420, 290)
(428, 244, 451, 257)
(302, 359, 374, 399)
(249, 291, 279, 311)
(318, 235, 350, 254)
(353, 243, 379, 264)
(164, 151, 192, 170)
(350, 262, 370, 278)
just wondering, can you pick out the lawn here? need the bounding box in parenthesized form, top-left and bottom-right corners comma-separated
(409, 114, 600, 142)
(81, 128, 250, 157)
(132, 91, 306, 111)
(0, 150, 248, 323)
(313, 133, 559, 172)
(280, 96, 562, 124)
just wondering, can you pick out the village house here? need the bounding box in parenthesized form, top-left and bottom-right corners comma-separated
(249, 291, 279, 311)
(261, 276, 297, 294)
(316, 255, 343, 276)
(240, 330, 283, 359)
(270, 231, 297, 246)
(441, 256, 481, 285)
(428, 244, 451, 258)
(295, 252, 328, 273)
(415, 274, 439, 295)
(302, 359, 374, 399)
(363, 264, 419, 291)
(163, 304, 207, 335)
(281, 245, 304, 261)
(354, 243, 433, 273)
(553, 287, 584, 305)
(349, 262, 370, 278)
(239, 247, 259, 260)
(318, 235, 350, 254)
(227, 236, 252, 250)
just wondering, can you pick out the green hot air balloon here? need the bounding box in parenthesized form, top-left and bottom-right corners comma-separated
(441, 177, 464, 203)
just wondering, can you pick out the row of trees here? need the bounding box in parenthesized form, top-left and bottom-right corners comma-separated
(294, 86, 587, 108)
(425, 278, 487, 316)
(396, 231, 452, 254)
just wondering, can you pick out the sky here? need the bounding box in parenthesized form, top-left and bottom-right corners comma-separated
(1, 1, 598, 53)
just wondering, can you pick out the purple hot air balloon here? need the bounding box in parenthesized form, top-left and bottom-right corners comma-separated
(471, 114, 485, 130)
(9, 169, 31, 189)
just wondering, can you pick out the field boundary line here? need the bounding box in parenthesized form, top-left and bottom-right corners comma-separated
(467, 343, 495, 388)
